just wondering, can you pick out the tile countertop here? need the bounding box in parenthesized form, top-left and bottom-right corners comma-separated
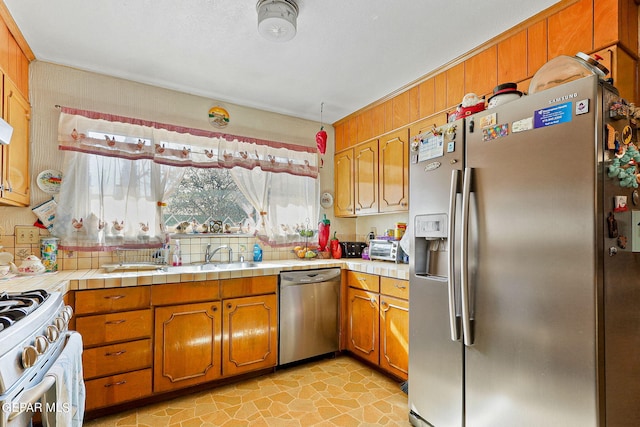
(0, 259, 410, 294)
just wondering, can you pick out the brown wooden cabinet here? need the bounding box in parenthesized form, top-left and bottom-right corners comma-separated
(0, 74, 30, 206)
(379, 277, 409, 380)
(334, 148, 355, 217)
(75, 286, 153, 411)
(379, 129, 409, 213)
(345, 272, 409, 380)
(153, 301, 222, 392)
(354, 139, 378, 215)
(346, 287, 380, 366)
(222, 293, 278, 376)
(221, 276, 278, 376)
(335, 130, 409, 217)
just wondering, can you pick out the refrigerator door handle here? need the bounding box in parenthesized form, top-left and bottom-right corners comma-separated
(460, 167, 474, 346)
(447, 169, 461, 341)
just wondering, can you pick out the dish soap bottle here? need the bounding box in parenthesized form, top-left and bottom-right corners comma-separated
(253, 243, 263, 262)
(172, 239, 182, 266)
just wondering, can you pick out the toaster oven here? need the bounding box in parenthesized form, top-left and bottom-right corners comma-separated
(368, 239, 405, 263)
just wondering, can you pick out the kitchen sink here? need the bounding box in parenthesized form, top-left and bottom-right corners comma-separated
(215, 261, 262, 269)
(161, 261, 262, 273)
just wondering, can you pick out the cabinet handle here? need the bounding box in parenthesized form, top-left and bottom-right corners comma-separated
(105, 319, 126, 325)
(104, 295, 125, 300)
(227, 303, 232, 309)
(358, 277, 367, 282)
(104, 381, 127, 387)
(105, 350, 127, 357)
(380, 300, 388, 306)
(212, 306, 218, 312)
(395, 283, 407, 289)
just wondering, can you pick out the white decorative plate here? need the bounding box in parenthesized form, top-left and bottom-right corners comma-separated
(36, 170, 63, 194)
(320, 192, 334, 209)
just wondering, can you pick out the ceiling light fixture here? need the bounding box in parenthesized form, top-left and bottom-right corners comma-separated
(256, 0, 299, 42)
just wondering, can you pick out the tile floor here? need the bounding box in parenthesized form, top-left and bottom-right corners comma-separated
(83, 356, 411, 426)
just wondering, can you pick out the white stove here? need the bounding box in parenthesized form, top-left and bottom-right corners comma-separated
(0, 290, 78, 426)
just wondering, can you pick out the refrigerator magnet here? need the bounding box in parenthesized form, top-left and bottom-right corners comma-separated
(622, 125, 632, 145)
(447, 141, 455, 153)
(614, 196, 628, 212)
(575, 99, 589, 115)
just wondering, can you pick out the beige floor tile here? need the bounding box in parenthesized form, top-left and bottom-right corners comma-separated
(84, 356, 411, 426)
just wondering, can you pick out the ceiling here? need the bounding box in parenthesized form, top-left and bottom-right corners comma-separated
(4, 0, 560, 124)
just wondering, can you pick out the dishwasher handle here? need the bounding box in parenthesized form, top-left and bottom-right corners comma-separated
(280, 269, 341, 285)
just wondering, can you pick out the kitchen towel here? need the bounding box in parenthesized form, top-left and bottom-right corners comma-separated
(42, 331, 86, 427)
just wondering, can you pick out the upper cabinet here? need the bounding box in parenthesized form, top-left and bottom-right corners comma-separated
(332, 0, 638, 155)
(335, 129, 409, 217)
(1, 74, 30, 206)
(0, 13, 32, 207)
(378, 129, 408, 213)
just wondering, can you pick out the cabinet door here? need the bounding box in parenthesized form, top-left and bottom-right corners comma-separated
(334, 149, 355, 217)
(346, 287, 379, 365)
(1, 76, 30, 206)
(379, 129, 409, 213)
(354, 139, 378, 215)
(154, 301, 222, 392)
(222, 294, 277, 376)
(379, 295, 409, 380)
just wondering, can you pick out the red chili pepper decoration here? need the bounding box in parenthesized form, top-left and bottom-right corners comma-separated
(316, 102, 327, 157)
(330, 231, 342, 259)
(316, 126, 327, 155)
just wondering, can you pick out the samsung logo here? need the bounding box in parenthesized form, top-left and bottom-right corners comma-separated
(549, 93, 578, 104)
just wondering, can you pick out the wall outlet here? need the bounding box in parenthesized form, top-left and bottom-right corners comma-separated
(15, 226, 40, 244)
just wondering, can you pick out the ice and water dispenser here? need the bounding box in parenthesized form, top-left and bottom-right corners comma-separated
(414, 213, 449, 277)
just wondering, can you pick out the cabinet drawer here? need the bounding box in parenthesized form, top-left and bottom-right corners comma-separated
(75, 287, 150, 315)
(85, 369, 152, 411)
(152, 281, 220, 306)
(83, 339, 152, 380)
(347, 271, 380, 292)
(380, 277, 409, 300)
(220, 275, 277, 299)
(76, 309, 152, 347)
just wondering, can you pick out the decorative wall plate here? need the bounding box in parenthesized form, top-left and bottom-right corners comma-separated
(320, 192, 333, 209)
(36, 170, 63, 194)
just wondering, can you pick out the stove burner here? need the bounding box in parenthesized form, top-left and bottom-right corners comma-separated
(0, 290, 49, 331)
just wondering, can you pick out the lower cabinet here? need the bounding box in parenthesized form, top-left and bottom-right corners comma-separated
(222, 293, 278, 376)
(346, 287, 380, 365)
(75, 275, 278, 412)
(379, 294, 409, 379)
(74, 287, 153, 411)
(153, 301, 222, 393)
(346, 273, 409, 380)
(84, 369, 152, 411)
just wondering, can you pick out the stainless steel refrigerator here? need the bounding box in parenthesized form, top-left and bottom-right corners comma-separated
(408, 71, 640, 426)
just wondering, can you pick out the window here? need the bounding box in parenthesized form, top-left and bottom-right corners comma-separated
(54, 106, 319, 250)
(163, 168, 255, 233)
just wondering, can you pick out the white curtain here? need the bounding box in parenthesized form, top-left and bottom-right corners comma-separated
(53, 152, 185, 250)
(230, 167, 320, 246)
(54, 107, 319, 250)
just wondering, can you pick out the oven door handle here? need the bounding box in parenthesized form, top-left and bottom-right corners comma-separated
(7, 376, 56, 421)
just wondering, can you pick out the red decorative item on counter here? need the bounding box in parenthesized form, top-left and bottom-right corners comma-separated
(318, 214, 330, 251)
(330, 232, 342, 259)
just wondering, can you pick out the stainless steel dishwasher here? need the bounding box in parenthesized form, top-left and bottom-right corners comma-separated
(278, 268, 341, 365)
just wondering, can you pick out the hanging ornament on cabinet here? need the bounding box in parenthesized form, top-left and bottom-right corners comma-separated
(316, 102, 327, 167)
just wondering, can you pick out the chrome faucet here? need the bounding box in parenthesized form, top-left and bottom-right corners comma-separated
(205, 244, 233, 263)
